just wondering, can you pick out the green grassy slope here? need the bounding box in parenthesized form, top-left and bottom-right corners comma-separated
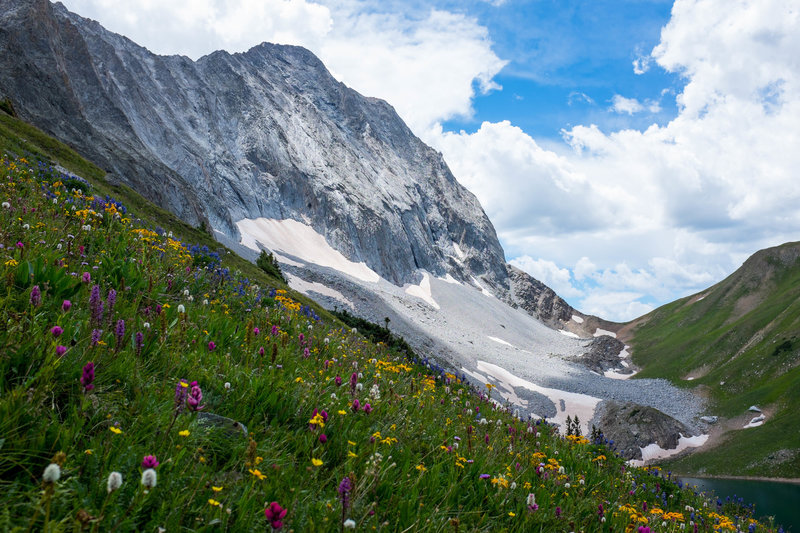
(0, 111, 774, 530)
(629, 243, 800, 477)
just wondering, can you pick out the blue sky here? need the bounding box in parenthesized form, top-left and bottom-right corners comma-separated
(61, 0, 800, 321)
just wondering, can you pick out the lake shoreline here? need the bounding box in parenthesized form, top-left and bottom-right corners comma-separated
(676, 473, 800, 485)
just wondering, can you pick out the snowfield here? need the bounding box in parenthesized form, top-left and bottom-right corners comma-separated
(230, 218, 706, 439)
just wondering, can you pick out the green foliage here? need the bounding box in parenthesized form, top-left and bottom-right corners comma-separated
(256, 250, 286, 283)
(630, 243, 800, 478)
(0, 97, 16, 117)
(0, 121, 775, 531)
(332, 308, 417, 360)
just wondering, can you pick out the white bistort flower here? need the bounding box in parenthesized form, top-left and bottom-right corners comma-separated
(107, 471, 123, 493)
(43, 463, 61, 483)
(141, 468, 157, 489)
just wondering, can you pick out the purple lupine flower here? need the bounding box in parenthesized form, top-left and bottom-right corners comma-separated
(142, 455, 159, 469)
(187, 383, 205, 411)
(30, 285, 41, 307)
(61, 300, 71, 312)
(115, 319, 125, 349)
(80, 362, 95, 391)
(91, 329, 102, 347)
(264, 502, 288, 530)
(106, 289, 117, 320)
(89, 285, 103, 326)
(174, 379, 188, 414)
(135, 332, 144, 356)
(208, 341, 216, 352)
(338, 476, 352, 510)
(56, 345, 67, 357)
(50, 326, 63, 338)
(363, 403, 372, 414)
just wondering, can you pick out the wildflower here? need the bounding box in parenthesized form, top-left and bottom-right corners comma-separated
(80, 362, 95, 391)
(1, 201, 8, 208)
(177, 304, 185, 313)
(114, 319, 125, 348)
(107, 472, 123, 493)
(141, 468, 157, 489)
(134, 332, 144, 356)
(339, 476, 352, 510)
(319, 433, 328, 443)
(351, 399, 360, 412)
(224, 382, 231, 390)
(62, 300, 71, 312)
(208, 341, 216, 351)
(109, 427, 122, 434)
(142, 455, 159, 469)
(56, 345, 67, 357)
(248, 468, 266, 480)
(106, 289, 116, 316)
(344, 519, 356, 529)
(30, 285, 42, 307)
(363, 403, 373, 414)
(311, 458, 323, 467)
(179, 430, 190, 437)
(212, 486, 223, 492)
(82, 272, 91, 283)
(555, 506, 561, 517)
(89, 285, 103, 325)
(43, 463, 61, 483)
(335, 375, 342, 386)
(187, 383, 205, 411)
(349, 372, 358, 394)
(479, 474, 490, 479)
(527, 493, 536, 507)
(208, 498, 221, 507)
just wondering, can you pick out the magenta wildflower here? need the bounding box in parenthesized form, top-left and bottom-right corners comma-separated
(208, 341, 216, 352)
(271, 325, 279, 336)
(555, 506, 561, 518)
(298, 333, 305, 344)
(61, 300, 71, 312)
(187, 383, 205, 411)
(80, 362, 95, 391)
(351, 399, 360, 412)
(479, 474, 490, 479)
(319, 433, 328, 444)
(82, 272, 91, 283)
(335, 375, 342, 386)
(16, 241, 23, 249)
(363, 403, 372, 414)
(349, 372, 358, 395)
(30, 285, 41, 307)
(56, 345, 67, 357)
(264, 502, 287, 530)
(638, 527, 651, 533)
(142, 455, 159, 469)
(253, 327, 260, 336)
(50, 326, 63, 338)
(303, 347, 310, 358)
(259, 346, 265, 357)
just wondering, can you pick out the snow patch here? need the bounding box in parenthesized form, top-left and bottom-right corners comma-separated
(475, 360, 601, 435)
(571, 315, 584, 324)
(470, 276, 494, 298)
(488, 336, 514, 347)
(559, 330, 580, 339)
(628, 434, 709, 466)
(618, 345, 630, 358)
(452, 243, 466, 261)
(603, 369, 637, 380)
(593, 328, 617, 338)
(236, 218, 380, 283)
(438, 273, 461, 285)
(285, 273, 353, 307)
(743, 415, 765, 429)
(404, 272, 440, 309)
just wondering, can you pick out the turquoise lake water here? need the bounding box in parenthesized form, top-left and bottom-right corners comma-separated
(680, 477, 800, 531)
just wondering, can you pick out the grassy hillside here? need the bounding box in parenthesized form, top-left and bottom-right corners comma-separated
(628, 244, 800, 478)
(0, 112, 775, 530)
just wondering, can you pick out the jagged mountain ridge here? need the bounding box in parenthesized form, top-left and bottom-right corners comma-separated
(0, 0, 514, 290)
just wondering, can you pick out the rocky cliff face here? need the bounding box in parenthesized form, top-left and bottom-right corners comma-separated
(506, 265, 574, 328)
(0, 0, 507, 287)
